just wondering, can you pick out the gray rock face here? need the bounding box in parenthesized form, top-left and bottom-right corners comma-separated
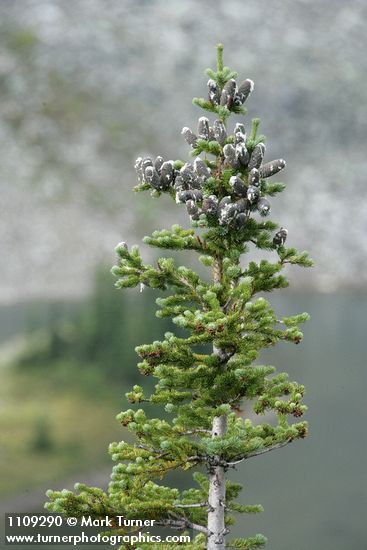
(0, 0, 366, 300)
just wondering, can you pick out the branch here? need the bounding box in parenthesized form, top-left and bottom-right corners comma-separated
(136, 444, 170, 458)
(174, 502, 209, 509)
(175, 429, 212, 436)
(184, 439, 294, 470)
(156, 518, 209, 535)
(227, 439, 293, 466)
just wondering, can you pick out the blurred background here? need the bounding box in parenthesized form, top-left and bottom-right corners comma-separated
(0, 1, 366, 549)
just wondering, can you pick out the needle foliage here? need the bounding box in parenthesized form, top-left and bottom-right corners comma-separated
(46, 44, 312, 550)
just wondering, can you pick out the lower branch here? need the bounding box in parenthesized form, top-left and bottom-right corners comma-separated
(156, 518, 209, 535)
(174, 502, 210, 509)
(227, 439, 293, 467)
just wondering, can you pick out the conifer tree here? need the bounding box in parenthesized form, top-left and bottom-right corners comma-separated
(46, 45, 313, 549)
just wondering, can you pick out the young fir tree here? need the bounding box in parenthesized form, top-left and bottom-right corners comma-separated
(46, 45, 313, 549)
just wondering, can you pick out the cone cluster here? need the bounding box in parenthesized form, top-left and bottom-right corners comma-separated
(135, 116, 287, 230)
(207, 77, 254, 109)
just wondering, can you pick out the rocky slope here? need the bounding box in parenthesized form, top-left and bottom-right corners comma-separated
(0, 0, 366, 301)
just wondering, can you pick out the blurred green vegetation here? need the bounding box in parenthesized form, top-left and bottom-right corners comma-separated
(15, 266, 172, 386)
(0, 266, 172, 496)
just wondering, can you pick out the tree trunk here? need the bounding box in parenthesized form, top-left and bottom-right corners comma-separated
(207, 258, 227, 549)
(207, 415, 227, 550)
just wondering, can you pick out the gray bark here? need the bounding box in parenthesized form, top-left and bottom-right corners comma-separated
(207, 258, 228, 550)
(207, 415, 228, 550)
